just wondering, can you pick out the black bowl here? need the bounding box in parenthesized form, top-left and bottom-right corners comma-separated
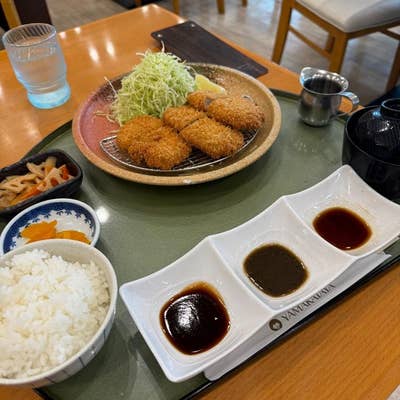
(0, 150, 83, 217)
(342, 107, 400, 201)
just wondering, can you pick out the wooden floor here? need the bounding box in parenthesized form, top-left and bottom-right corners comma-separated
(43, 0, 399, 105)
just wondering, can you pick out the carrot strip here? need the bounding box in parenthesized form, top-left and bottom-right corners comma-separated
(50, 178, 59, 187)
(10, 185, 42, 205)
(60, 165, 70, 180)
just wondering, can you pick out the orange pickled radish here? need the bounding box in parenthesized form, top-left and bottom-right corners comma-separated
(21, 220, 91, 244)
(55, 230, 91, 244)
(21, 220, 57, 241)
(27, 230, 57, 243)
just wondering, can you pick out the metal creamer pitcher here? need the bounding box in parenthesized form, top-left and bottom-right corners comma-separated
(298, 67, 359, 126)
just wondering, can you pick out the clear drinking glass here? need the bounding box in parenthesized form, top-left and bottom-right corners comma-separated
(2, 23, 70, 109)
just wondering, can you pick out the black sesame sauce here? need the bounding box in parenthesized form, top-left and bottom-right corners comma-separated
(244, 243, 308, 297)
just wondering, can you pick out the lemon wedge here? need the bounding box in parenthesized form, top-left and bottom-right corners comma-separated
(195, 74, 226, 94)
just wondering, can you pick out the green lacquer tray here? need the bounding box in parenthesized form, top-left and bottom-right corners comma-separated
(2, 91, 399, 400)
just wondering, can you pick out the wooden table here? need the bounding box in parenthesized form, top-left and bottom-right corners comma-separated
(0, 5, 399, 400)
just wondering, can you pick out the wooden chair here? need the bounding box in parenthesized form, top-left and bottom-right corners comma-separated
(0, 0, 19, 28)
(134, 0, 247, 15)
(0, 0, 52, 29)
(272, 0, 400, 92)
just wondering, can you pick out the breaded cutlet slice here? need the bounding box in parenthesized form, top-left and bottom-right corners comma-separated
(125, 130, 162, 166)
(186, 91, 226, 111)
(163, 105, 206, 131)
(180, 117, 244, 159)
(207, 96, 265, 131)
(116, 115, 163, 152)
(128, 126, 191, 170)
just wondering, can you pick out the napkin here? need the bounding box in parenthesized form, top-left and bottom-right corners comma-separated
(151, 21, 268, 78)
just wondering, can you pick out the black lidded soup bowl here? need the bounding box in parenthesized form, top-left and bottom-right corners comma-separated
(342, 98, 400, 201)
(0, 149, 83, 217)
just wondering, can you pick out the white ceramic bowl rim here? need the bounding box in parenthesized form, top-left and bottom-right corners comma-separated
(0, 239, 117, 385)
(0, 198, 101, 255)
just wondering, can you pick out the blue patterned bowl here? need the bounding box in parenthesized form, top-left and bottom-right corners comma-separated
(0, 198, 100, 255)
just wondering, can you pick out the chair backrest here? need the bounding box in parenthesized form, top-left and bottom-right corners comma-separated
(0, 0, 52, 29)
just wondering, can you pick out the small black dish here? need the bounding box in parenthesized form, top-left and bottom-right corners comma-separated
(342, 99, 400, 201)
(0, 150, 83, 217)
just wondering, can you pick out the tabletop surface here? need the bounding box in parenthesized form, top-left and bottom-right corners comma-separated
(0, 5, 399, 400)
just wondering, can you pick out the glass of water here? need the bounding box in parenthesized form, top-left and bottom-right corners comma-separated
(2, 23, 70, 109)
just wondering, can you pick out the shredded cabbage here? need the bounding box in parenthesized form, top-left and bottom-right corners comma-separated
(111, 50, 195, 125)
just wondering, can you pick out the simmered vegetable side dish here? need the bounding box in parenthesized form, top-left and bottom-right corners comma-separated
(0, 156, 74, 209)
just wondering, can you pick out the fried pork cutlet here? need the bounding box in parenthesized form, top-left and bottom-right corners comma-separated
(125, 130, 161, 166)
(128, 126, 191, 170)
(186, 91, 225, 111)
(207, 96, 265, 131)
(116, 115, 163, 152)
(163, 105, 206, 131)
(180, 117, 244, 159)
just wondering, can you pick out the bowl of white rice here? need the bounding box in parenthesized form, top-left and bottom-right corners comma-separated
(0, 239, 117, 387)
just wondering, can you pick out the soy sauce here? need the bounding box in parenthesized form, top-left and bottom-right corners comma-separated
(313, 207, 371, 250)
(304, 77, 343, 94)
(244, 243, 308, 297)
(160, 282, 230, 355)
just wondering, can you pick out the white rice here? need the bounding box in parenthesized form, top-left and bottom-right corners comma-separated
(0, 249, 110, 379)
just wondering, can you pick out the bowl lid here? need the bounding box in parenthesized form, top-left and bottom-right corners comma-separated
(354, 98, 400, 163)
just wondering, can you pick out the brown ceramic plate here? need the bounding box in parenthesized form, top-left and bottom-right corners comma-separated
(72, 63, 281, 186)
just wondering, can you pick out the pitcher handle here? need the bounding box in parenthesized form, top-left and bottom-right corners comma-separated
(336, 91, 360, 117)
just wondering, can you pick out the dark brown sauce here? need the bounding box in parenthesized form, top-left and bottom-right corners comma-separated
(160, 282, 230, 355)
(313, 207, 371, 250)
(304, 77, 343, 94)
(244, 243, 308, 297)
